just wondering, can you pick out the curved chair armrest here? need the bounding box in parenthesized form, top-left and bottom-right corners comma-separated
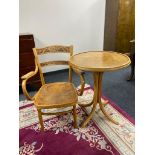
(21, 71, 36, 80)
(72, 68, 85, 96)
(21, 60, 39, 100)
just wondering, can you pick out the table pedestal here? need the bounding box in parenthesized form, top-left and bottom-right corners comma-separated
(79, 72, 119, 127)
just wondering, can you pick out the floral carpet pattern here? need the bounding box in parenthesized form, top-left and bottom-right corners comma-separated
(19, 84, 135, 155)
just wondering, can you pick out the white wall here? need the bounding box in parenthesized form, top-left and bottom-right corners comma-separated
(19, 0, 106, 72)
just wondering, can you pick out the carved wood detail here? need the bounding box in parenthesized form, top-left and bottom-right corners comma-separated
(36, 46, 72, 55)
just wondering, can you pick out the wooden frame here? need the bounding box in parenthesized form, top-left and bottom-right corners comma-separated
(21, 45, 86, 131)
(70, 51, 131, 127)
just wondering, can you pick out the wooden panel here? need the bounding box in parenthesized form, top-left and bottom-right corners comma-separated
(19, 66, 35, 77)
(19, 34, 41, 87)
(19, 34, 35, 53)
(104, 0, 119, 51)
(116, 0, 135, 53)
(104, 0, 135, 53)
(19, 53, 35, 68)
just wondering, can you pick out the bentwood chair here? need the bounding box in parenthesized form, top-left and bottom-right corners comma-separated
(21, 45, 85, 131)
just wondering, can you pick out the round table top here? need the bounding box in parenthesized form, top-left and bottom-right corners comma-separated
(70, 51, 131, 72)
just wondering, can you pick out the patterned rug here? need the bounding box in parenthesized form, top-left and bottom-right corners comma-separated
(19, 84, 135, 155)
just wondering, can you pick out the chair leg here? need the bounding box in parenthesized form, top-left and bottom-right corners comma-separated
(37, 109, 44, 131)
(127, 53, 135, 81)
(73, 105, 78, 128)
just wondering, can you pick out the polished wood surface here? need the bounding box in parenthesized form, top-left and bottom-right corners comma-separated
(34, 82, 78, 108)
(70, 51, 131, 127)
(21, 45, 86, 131)
(70, 51, 131, 72)
(116, 0, 135, 52)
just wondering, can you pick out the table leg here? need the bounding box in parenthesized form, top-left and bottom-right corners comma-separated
(80, 73, 99, 127)
(80, 72, 119, 128)
(98, 73, 108, 106)
(98, 72, 119, 125)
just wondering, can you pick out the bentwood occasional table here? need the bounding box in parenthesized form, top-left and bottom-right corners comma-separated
(69, 51, 131, 127)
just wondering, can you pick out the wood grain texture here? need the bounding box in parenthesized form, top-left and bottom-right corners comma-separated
(70, 51, 131, 72)
(36, 45, 72, 55)
(34, 82, 78, 109)
(104, 0, 135, 53)
(21, 45, 86, 130)
(116, 0, 135, 53)
(70, 51, 130, 127)
(40, 60, 68, 67)
(104, 0, 119, 51)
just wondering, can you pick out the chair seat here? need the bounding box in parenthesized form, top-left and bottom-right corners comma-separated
(34, 82, 78, 108)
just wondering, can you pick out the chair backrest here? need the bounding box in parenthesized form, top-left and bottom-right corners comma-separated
(33, 45, 73, 85)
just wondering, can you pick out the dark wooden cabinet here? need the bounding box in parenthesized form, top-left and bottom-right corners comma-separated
(104, 0, 135, 53)
(19, 34, 41, 88)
